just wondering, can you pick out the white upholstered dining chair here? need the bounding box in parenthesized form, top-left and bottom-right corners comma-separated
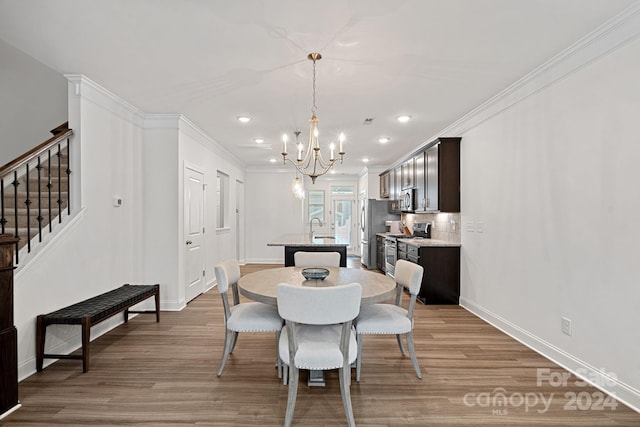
(277, 282, 362, 427)
(293, 251, 341, 267)
(214, 259, 283, 377)
(355, 259, 424, 381)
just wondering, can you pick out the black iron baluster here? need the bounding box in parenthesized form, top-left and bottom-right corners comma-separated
(36, 157, 43, 242)
(47, 149, 52, 232)
(25, 163, 31, 252)
(12, 171, 19, 264)
(0, 178, 5, 234)
(66, 138, 71, 215)
(57, 144, 62, 223)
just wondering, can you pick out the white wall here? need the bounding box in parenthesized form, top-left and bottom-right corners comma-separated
(459, 34, 640, 409)
(14, 76, 145, 379)
(244, 171, 358, 262)
(12, 75, 247, 379)
(0, 38, 67, 164)
(178, 117, 245, 290)
(244, 171, 305, 263)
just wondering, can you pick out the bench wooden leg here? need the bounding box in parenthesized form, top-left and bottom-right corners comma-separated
(81, 316, 91, 373)
(154, 285, 160, 322)
(36, 315, 45, 372)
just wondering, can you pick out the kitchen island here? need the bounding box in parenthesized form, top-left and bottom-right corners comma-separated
(267, 234, 348, 267)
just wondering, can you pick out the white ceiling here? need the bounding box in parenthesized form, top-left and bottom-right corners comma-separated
(0, 0, 635, 174)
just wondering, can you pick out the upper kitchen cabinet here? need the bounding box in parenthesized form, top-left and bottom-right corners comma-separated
(379, 171, 390, 199)
(401, 158, 414, 189)
(411, 137, 461, 213)
(434, 137, 460, 212)
(413, 151, 426, 211)
(393, 166, 402, 200)
(380, 137, 460, 212)
(425, 145, 438, 211)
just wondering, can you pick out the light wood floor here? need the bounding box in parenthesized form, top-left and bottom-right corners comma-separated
(5, 262, 639, 426)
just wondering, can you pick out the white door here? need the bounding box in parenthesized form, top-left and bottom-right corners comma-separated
(184, 167, 205, 303)
(332, 198, 356, 253)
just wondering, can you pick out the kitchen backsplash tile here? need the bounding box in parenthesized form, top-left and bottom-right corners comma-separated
(401, 212, 461, 244)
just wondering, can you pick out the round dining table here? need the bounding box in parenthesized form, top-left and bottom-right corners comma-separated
(238, 266, 397, 306)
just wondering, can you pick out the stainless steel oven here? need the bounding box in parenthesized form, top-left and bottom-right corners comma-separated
(384, 236, 397, 278)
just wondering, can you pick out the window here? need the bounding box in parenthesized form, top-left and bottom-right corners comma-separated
(216, 171, 229, 229)
(331, 186, 355, 196)
(307, 190, 324, 222)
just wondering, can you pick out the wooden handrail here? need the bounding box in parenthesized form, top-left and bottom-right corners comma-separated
(0, 128, 73, 177)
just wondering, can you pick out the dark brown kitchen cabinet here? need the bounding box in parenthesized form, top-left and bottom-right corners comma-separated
(0, 235, 19, 418)
(392, 167, 402, 200)
(413, 151, 426, 211)
(416, 246, 460, 305)
(431, 138, 460, 212)
(379, 172, 390, 199)
(381, 136, 460, 212)
(376, 236, 385, 271)
(397, 241, 408, 261)
(416, 137, 460, 212)
(401, 158, 414, 189)
(425, 145, 438, 211)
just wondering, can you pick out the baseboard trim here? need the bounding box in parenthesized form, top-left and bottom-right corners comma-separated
(460, 297, 640, 413)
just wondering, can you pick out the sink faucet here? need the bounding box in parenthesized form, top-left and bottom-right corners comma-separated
(310, 217, 323, 238)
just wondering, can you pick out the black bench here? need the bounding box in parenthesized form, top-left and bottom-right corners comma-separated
(36, 284, 160, 373)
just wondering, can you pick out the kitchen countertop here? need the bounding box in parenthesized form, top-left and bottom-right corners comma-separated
(267, 233, 348, 247)
(376, 232, 461, 247)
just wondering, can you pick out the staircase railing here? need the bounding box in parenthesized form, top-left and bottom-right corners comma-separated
(0, 124, 73, 265)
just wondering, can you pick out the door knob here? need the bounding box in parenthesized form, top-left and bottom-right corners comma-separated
(186, 240, 193, 245)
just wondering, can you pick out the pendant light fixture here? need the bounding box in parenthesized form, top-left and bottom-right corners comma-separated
(281, 53, 345, 184)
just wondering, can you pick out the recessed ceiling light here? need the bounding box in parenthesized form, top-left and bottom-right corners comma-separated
(254, 138, 264, 143)
(396, 115, 411, 123)
(378, 137, 390, 144)
(362, 158, 369, 163)
(269, 158, 276, 163)
(237, 116, 251, 123)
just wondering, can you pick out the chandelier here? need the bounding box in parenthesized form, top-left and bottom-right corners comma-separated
(281, 52, 345, 184)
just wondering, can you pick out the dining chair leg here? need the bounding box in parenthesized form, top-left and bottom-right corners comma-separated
(396, 333, 406, 356)
(406, 332, 422, 379)
(284, 365, 299, 427)
(230, 331, 239, 353)
(339, 366, 356, 427)
(356, 333, 363, 382)
(282, 363, 288, 385)
(217, 329, 233, 376)
(275, 331, 282, 378)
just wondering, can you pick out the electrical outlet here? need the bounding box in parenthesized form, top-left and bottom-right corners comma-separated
(561, 317, 572, 336)
(450, 219, 456, 232)
(476, 222, 484, 233)
(467, 221, 475, 232)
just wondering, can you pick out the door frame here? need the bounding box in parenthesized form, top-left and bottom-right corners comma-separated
(330, 193, 357, 255)
(183, 163, 206, 303)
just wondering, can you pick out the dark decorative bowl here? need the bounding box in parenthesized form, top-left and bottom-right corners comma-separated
(301, 267, 330, 280)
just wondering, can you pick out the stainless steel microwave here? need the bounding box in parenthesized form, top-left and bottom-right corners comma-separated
(400, 188, 416, 212)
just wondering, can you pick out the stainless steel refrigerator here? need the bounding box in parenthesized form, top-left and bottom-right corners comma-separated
(359, 199, 400, 269)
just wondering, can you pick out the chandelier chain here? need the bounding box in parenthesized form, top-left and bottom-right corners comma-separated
(311, 57, 317, 114)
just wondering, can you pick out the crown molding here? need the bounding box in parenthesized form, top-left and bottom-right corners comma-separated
(64, 74, 146, 127)
(412, 1, 640, 154)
